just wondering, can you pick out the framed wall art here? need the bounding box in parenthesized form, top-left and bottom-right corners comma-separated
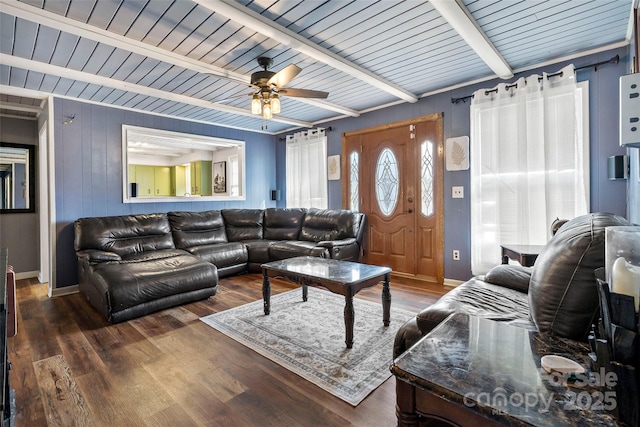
(213, 161, 226, 193)
(445, 136, 470, 171)
(328, 155, 341, 180)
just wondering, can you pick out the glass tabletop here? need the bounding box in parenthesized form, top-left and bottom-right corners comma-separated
(262, 256, 391, 284)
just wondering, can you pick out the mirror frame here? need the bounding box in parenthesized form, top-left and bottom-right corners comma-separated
(121, 125, 246, 203)
(0, 142, 36, 214)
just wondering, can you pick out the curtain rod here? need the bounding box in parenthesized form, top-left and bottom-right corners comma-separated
(450, 55, 619, 104)
(278, 126, 333, 142)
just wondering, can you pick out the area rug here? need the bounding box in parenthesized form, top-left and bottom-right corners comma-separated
(200, 287, 416, 406)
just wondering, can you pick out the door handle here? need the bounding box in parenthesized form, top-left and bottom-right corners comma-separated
(408, 197, 413, 203)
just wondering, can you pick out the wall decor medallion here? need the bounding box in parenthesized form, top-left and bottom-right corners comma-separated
(328, 155, 341, 180)
(445, 136, 469, 171)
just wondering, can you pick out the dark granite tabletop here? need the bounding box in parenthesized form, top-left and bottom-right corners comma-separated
(262, 256, 391, 284)
(391, 313, 621, 426)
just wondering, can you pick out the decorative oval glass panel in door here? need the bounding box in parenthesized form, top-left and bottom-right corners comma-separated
(375, 148, 399, 216)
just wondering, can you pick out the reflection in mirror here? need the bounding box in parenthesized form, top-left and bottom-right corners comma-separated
(122, 125, 245, 203)
(0, 142, 35, 214)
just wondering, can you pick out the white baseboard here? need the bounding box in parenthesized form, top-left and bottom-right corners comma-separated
(443, 278, 465, 287)
(49, 285, 79, 297)
(14, 270, 39, 280)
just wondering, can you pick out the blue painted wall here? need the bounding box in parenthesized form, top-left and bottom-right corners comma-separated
(53, 98, 277, 288)
(276, 47, 631, 281)
(0, 117, 39, 273)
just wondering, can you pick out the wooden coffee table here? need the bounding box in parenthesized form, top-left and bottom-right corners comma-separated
(261, 256, 392, 348)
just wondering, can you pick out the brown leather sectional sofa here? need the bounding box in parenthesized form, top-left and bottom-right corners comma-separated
(74, 208, 365, 323)
(393, 212, 631, 358)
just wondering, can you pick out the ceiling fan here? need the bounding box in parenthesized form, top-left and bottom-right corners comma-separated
(248, 57, 329, 120)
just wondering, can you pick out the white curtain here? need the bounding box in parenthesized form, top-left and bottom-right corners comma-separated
(286, 128, 328, 208)
(470, 64, 589, 274)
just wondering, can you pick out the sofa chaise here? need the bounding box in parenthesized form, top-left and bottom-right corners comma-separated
(393, 212, 632, 358)
(75, 208, 366, 323)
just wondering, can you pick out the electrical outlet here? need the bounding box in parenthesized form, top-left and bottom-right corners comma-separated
(453, 250, 460, 260)
(452, 186, 464, 199)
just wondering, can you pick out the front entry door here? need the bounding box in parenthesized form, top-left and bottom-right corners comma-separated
(342, 113, 443, 284)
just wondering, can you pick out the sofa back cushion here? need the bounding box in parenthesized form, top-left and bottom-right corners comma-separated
(263, 208, 306, 240)
(299, 208, 362, 242)
(221, 209, 264, 241)
(528, 212, 631, 341)
(168, 210, 227, 249)
(74, 213, 175, 257)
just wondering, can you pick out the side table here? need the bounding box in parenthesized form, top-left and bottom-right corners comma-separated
(390, 313, 621, 426)
(501, 244, 545, 267)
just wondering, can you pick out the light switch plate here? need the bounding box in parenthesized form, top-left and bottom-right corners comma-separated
(452, 186, 464, 198)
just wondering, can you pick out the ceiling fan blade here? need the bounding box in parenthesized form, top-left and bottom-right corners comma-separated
(278, 88, 329, 99)
(268, 64, 302, 88)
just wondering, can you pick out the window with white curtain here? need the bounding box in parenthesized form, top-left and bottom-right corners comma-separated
(469, 64, 590, 274)
(285, 128, 328, 208)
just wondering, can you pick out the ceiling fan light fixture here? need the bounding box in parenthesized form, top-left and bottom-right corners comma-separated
(271, 94, 281, 114)
(262, 100, 273, 120)
(251, 94, 262, 114)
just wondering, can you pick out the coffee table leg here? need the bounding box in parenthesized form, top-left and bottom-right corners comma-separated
(302, 285, 308, 302)
(262, 272, 271, 315)
(382, 273, 391, 327)
(344, 293, 354, 348)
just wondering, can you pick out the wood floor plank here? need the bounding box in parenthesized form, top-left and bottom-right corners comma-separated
(33, 355, 94, 427)
(141, 352, 249, 426)
(52, 301, 107, 378)
(146, 403, 199, 427)
(106, 365, 176, 420)
(10, 293, 48, 426)
(74, 370, 148, 427)
(9, 273, 446, 426)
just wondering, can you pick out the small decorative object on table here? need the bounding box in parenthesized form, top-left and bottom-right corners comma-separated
(591, 225, 640, 426)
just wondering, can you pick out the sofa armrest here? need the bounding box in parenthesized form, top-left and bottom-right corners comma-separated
(483, 264, 532, 293)
(76, 249, 122, 263)
(316, 238, 359, 260)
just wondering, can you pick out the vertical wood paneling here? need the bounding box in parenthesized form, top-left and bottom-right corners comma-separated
(53, 97, 277, 288)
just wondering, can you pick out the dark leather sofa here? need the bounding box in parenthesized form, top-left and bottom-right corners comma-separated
(393, 212, 631, 358)
(75, 208, 365, 323)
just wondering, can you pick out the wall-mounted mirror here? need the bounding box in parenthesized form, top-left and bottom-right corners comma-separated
(122, 125, 246, 203)
(0, 142, 35, 214)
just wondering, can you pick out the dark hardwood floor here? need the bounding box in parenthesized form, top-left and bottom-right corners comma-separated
(9, 273, 446, 427)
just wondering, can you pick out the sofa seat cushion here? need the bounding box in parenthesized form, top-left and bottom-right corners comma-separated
(85, 253, 217, 322)
(184, 242, 248, 268)
(269, 241, 329, 260)
(242, 240, 275, 264)
(416, 278, 530, 335)
(121, 249, 189, 262)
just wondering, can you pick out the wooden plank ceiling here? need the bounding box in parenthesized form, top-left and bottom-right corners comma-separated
(0, 0, 634, 134)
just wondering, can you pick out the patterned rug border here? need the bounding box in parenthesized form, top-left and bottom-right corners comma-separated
(200, 288, 415, 406)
